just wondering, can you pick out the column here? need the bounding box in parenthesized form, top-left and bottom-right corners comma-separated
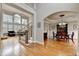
(12, 14, 14, 31)
(0, 4, 3, 35)
(76, 14, 79, 56)
(77, 22, 79, 55)
(0, 3, 3, 56)
(32, 13, 36, 43)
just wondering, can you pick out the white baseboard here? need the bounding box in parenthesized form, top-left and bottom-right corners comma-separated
(33, 41, 44, 45)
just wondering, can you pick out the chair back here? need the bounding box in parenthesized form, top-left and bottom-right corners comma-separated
(71, 32, 74, 38)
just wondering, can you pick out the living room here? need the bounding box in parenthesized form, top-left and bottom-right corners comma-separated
(0, 3, 79, 56)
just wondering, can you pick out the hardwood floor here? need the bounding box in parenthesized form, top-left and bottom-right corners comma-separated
(0, 36, 77, 56)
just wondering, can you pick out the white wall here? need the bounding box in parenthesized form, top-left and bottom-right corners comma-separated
(26, 3, 36, 10)
(68, 22, 78, 39)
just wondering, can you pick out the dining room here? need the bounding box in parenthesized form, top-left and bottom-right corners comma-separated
(44, 11, 79, 49)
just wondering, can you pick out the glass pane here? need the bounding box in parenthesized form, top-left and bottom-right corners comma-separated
(14, 14, 21, 24)
(14, 24, 21, 32)
(18, 25, 21, 30)
(7, 18, 12, 23)
(29, 19, 32, 23)
(22, 25, 25, 28)
(29, 23, 32, 26)
(3, 23, 7, 33)
(14, 25, 18, 32)
(8, 24, 13, 31)
(3, 14, 8, 22)
(7, 16, 13, 23)
(3, 14, 13, 23)
(22, 19, 27, 25)
(3, 13, 13, 33)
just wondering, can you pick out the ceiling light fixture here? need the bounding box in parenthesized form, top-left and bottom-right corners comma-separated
(59, 14, 65, 17)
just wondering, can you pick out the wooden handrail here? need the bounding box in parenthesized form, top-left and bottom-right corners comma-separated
(17, 22, 32, 32)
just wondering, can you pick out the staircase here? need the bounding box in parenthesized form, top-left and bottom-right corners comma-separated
(17, 22, 32, 44)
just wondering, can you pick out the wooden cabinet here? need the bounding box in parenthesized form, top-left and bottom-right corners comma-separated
(44, 32, 47, 46)
(56, 23, 68, 40)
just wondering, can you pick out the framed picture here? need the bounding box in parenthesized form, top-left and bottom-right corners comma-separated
(37, 22, 41, 28)
(73, 24, 78, 30)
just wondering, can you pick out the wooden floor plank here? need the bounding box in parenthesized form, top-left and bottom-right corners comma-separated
(0, 36, 77, 56)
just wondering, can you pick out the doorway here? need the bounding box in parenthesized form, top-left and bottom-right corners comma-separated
(44, 11, 79, 55)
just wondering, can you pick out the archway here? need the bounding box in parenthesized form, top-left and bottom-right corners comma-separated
(44, 11, 79, 55)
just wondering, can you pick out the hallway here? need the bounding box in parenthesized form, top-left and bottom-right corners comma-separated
(0, 36, 77, 56)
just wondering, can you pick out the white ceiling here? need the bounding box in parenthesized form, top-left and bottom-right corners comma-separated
(45, 11, 79, 25)
(47, 11, 78, 20)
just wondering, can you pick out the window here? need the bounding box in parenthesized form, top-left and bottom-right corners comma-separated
(3, 13, 13, 33)
(3, 14, 13, 23)
(22, 19, 27, 25)
(14, 14, 21, 32)
(3, 23, 7, 33)
(2, 13, 30, 33)
(29, 19, 32, 23)
(3, 14, 8, 22)
(14, 14, 21, 24)
(22, 18, 27, 29)
(8, 24, 13, 31)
